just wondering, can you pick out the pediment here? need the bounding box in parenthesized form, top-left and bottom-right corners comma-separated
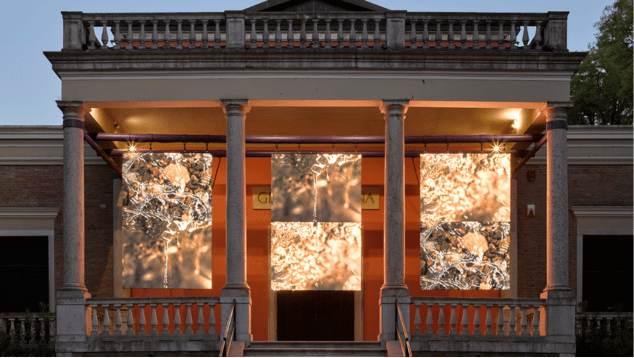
(245, 0, 388, 12)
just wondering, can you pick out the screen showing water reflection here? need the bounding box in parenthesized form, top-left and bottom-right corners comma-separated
(420, 153, 511, 290)
(122, 152, 213, 289)
(271, 154, 361, 291)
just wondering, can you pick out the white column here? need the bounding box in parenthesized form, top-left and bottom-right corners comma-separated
(540, 102, 575, 355)
(220, 99, 252, 343)
(113, 175, 131, 298)
(378, 100, 410, 344)
(55, 101, 91, 353)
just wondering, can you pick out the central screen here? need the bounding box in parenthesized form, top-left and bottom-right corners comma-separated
(271, 154, 362, 291)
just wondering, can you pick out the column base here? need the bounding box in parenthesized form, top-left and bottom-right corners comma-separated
(540, 289, 576, 348)
(56, 291, 91, 345)
(221, 290, 252, 343)
(379, 288, 410, 345)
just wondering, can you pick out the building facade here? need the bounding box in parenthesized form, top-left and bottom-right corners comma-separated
(0, 0, 631, 356)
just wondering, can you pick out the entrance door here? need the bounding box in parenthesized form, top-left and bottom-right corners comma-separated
(277, 291, 354, 341)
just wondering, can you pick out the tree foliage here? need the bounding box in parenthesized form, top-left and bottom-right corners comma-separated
(569, 0, 633, 125)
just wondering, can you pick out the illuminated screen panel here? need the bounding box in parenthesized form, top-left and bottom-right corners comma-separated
(420, 153, 511, 290)
(122, 152, 213, 289)
(271, 153, 362, 291)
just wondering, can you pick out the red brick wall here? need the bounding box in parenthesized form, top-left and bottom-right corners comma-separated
(0, 165, 115, 298)
(515, 164, 633, 299)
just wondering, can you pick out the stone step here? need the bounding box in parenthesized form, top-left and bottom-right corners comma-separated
(248, 341, 382, 349)
(243, 341, 387, 357)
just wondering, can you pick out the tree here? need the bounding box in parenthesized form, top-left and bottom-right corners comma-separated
(569, 0, 633, 125)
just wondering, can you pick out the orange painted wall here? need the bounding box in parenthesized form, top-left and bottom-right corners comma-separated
(134, 154, 500, 341)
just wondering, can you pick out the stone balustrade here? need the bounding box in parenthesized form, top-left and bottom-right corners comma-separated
(0, 312, 56, 345)
(61, 11, 568, 52)
(85, 297, 220, 338)
(410, 297, 547, 338)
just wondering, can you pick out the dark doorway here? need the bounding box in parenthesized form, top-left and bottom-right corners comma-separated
(277, 291, 355, 341)
(0, 236, 49, 312)
(583, 235, 633, 312)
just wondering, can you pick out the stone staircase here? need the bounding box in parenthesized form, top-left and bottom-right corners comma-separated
(242, 341, 387, 357)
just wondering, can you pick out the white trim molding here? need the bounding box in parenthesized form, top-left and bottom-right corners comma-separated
(570, 206, 633, 308)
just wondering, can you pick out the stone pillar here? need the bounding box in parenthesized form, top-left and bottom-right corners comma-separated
(378, 100, 410, 344)
(220, 99, 252, 343)
(112, 174, 131, 298)
(225, 11, 246, 49)
(385, 11, 407, 49)
(55, 101, 91, 354)
(540, 102, 575, 356)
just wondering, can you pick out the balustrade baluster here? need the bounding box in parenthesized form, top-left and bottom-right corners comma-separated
(497, 21, 505, 50)
(485, 304, 493, 335)
(434, 21, 442, 48)
(163, 20, 171, 49)
(484, 20, 492, 49)
(174, 304, 182, 335)
(373, 19, 381, 49)
(472, 20, 480, 49)
(126, 21, 133, 49)
(262, 19, 270, 48)
(114, 304, 122, 336)
(161, 304, 170, 335)
(176, 20, 183, 49)
(460, 20, 467, 49)
(151, 20, 159, 49)
(88, 21, 97, 49)
(19, 318, 25, 342)
(138, 21, 146, 49)
(102, 307, 111, 336)
(474, 304, 482, 336)
(337, 20, 344, 49)
(30, 316, 37, 344)
(39, 318, 45, 340)
(197, 303, 205, 335)
(461, 305, 470, 335)
(138, 304, 147, 335)
(439, 304, 447, 334)
(201, 21, 209, 48)
(349, 19, 357, 48)
(8, 319, 15, 340)
(101, 21, 110, 49)
(311, 19, 320, 48)
(509, 306, 517, 336)
(495, 305, 503, 335)
(447, 20, 455, 49)
(149, 304, 158, 335)
(361, 19, 369, 48)
(90, 304, 99, 337)
(214, 20, 221, 49)
(421, 20, 429, 49)
(449, 304, 457, 335)
(185, 304, 194, 334)
(300, 19, 307, 48)
(414, 303, 422, 334)
(409, 20, 417, 49)
(275, 20, 282, 48)
(324, 19, 332, 48)
(209, 303, 217, 334)
(533, 21, 543, 50)
(113, 20, 121, 49)
(510, 21, 517, 49)
(189, 20, 196, 48)
(425, 304, 433, 334)
(520, 306, 529, 336)
(126, 305, 135, 336)
(522, 21, 529, 48)
(286, 19, 294, 48)
(249, 19, 257, 49)
(532, 306, 541, 336)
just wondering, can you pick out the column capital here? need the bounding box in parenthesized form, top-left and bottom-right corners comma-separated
(380, 99, 410, 115)
(221, 99, 251, 115)
(56, 101, 87, 122)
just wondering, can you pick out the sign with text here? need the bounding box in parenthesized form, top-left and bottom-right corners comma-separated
(253, 186, 380, 210)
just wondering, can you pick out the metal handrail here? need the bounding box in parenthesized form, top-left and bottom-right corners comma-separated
(219, 300, 236, 357)
(395, 300, 412, 357)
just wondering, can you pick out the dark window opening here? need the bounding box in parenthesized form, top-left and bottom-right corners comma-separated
(582, 235, 633, 312)
(0, 236, 49, 312)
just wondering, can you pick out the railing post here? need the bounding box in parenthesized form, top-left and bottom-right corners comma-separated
(546, 11, 568, 51)
(385, 11, 406, 50)
(225, 11, 246, 49)
(62, 12, 85, 50)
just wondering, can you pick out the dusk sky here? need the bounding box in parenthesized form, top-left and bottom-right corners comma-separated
(0, 0, 613, 126)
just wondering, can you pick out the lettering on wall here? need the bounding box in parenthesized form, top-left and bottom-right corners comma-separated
(252, 186, 380, 210)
